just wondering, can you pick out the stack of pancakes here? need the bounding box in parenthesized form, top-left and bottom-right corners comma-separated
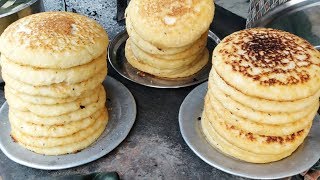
(0, 12, 109, 155)
(202, 28, 320, 163)
(124, 0, 215, 78)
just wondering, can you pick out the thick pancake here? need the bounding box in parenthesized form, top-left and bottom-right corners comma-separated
(129, 39, 201, 69)
(126, 41, 209, 78)
(204, 94, 316, 136)
(128, 0, 214, 48)
(0, 12, 108, 68)
(152, 32, 208, 60)
(11, 108, 108, 148)
(5, 85, 103, 117)
(208, 82, 317, 124)
(10, 85, 106, 125)
(15, 114, 108, 155)
(1, 52, 107, 86)
(212, 28, 320, 101)
(10, 107, 104, 138)
(201, 112, 297, 163)
(203, 104, 311, 155)
(209, 67, 319, 113)
(126, 14, 192, 55)
(6, 85, 98, 105)
(2, 67, 107, 98)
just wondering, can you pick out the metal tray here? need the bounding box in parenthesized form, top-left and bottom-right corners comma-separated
(108, 30, 220, 88)
(179, 82, 320, 179)
(0, 76, 136, 170)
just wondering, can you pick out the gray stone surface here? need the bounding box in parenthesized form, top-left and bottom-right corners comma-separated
(215, 0, 249, 18)
(43, 0, 124, 39)
(0, 1, 250, 180)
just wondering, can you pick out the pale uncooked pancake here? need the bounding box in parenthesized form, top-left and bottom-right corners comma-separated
(209, 68, 320, 113)
(208, 83, 317, 124)
(128, 0, 214, 47)
(2, 67, 107, 98)
(11, 108, 108, 148)
(212, 28, 320, 101)
(5, 85, 102, 117)
(203, 105, 311, 155)
(9, 85, 106, 125)
(126, 41, 209, 78)
(201, 112, 297, 163)
(6, 85, 98, 105)
(14, 112, 108, 155)
(129, 39, 201, 69)
(1, 52, 107, 86)
(205, 93, 316, 136)
(126, 15, 192, 55)
(0, 12, 109, 68)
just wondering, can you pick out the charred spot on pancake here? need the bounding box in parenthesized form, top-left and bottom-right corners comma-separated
(10, 134, 17, 143)
(220, 28, 316, 86)
(261, 129, 305, 144)
(245, 132, 256, 141)
(80, 105, 85, 109)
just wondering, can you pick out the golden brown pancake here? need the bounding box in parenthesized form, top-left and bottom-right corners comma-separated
(212, 28, 320, 101)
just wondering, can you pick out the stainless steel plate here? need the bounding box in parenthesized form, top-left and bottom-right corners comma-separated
(108, 30, 220, 88)
(0, 76, 136, 170)
(179, 82, 320, 179)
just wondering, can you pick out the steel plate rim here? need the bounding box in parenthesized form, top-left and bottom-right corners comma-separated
(0, 76, 137, 170)
(108, 29, 220, 89)
(179, 82, 320, 179)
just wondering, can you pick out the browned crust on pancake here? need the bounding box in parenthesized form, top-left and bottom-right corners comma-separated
(222, 121, 306, 144)
(217, 28, 320, 86)
(1, 12, 107, 52)
(139, 0, 201, 25)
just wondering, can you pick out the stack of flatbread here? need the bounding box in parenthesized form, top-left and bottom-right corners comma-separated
(202, 28, 320, 163)
(125, 0, 214, 78)
(0, 12, 109, 155)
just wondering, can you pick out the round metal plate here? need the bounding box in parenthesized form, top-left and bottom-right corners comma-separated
(108, 30, 220, 88)
(179, 82, 320, 179)
(0, 76, 136, 170)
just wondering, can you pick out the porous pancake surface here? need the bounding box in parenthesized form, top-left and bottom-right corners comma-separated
(5, 85, 98, 105)
(0, 12, 109, 68)
(201, 112, 297, 163)
(125, 16, 192, 55)
(12, 108, 108, 155)
(129, 39, 201, 69)
(204, 94, 316, 136)
(10, 107, 103, 138)
(203, 105, 311, 155)
(11, 108, 107, 148)
(125, 40, 209, 78)
(128, 0, 214, 48)
(10, 85, 106, 125)
(207, 84, 317, 124)
(209, 68, 319, 113)
(1, 52, 107, 86)
(213, 28, 320, 101)
(2, 67, 107, 98)
(5, 84, 103, 117)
